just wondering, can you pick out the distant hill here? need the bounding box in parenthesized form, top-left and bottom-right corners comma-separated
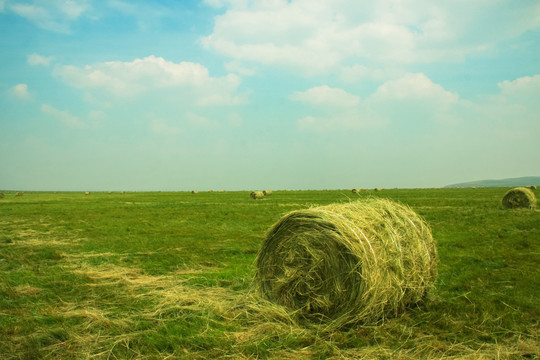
(445, 176, 540, 188)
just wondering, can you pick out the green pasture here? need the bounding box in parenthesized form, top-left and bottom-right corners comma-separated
(0, 188, 538, 359)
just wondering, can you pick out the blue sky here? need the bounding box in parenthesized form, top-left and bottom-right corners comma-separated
(1, 0, 539, 191)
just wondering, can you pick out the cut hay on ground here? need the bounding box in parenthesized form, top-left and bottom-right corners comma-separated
(251, 191, 264, 200)
(502, 187, 536, 209)
(263, 190, 273, 196)
(255, 198, 438, 329)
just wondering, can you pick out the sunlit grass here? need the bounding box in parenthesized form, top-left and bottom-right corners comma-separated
(0, 189, 538, 358)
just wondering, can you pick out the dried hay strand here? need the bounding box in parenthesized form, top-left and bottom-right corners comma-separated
(251, 191, 264, 200)
(263, 190, 273, 196)
(502, 187, 536, 209)
(255, 198, 438, 329)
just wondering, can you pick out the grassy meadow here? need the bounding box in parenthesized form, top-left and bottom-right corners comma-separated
(0, 188, 538, 359)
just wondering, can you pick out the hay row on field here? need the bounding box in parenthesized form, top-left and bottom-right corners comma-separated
(502, 187, 536, 209)
(255, 198, 438, 329)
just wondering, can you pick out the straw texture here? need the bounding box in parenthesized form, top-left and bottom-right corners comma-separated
(502, 187, 536, 209)
(255, 198, 438, 328)
(251, 191, 264, 200)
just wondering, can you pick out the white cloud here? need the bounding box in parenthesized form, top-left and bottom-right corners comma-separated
(476, 74, 540, 126)
(59, 0, 89, 19)
(150, 118, 182, 135)
(371, 73, 458, 106)
(54, 55, 247, 106)
(7, 0, 90, 32)
(290, 85, 360, 108)
(225, 61, 256, 76)
(497, 74, 540, 101)
(28, 53, 54, 66)
(41, 103, 85, 128)
(187, 112, 218, 128)
(294, 72, 540, 134)
(203, 0, 540, 74)
(11, 83, 31, 100)
(293, 73, 461, 132)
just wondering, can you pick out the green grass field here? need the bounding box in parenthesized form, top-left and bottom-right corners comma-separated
(1, 188, 538, 359)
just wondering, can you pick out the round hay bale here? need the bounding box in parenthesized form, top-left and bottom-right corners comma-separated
(251, 191, 264, 200)
(192, 190, 199, 194)
(502, 187, 536, 209)
(374, 188, 381, 192)
(529, 185, 537, 190)
(263, 190, 273, 196)
(351, 188, 361, 194)
(85, 192, 90, 195)
(255, 198, 438, 328)
(15, 192, 23, 197)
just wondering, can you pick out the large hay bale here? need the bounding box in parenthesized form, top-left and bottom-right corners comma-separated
(251, 191, 264, 200)
(263, 190, 273, 196)
(255, 198, 438, 328)
(351, 189, 361, 194)
(502, 187, 536, 209)
(191, 190, 199, 194)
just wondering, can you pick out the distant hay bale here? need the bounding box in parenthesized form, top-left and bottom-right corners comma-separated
(529, 185, 537, 190)
(15, 192, 23, 197)
(352, 189, 361, 194)
(192, 190, 199, 194)
(263, 190, 273, 196)
(374, 188, 382, 192)
(502, 187, 536, 209)
(85, 192, 90, 195)
(251, 191, 264, 200)
(255, 198, 438, 328)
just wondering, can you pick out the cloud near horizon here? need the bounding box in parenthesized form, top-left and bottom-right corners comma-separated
(41, 103, 86, 128)
(290, 73, 539, 133)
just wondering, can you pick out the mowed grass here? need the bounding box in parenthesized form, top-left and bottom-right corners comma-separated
(0, 188, 538, 359)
